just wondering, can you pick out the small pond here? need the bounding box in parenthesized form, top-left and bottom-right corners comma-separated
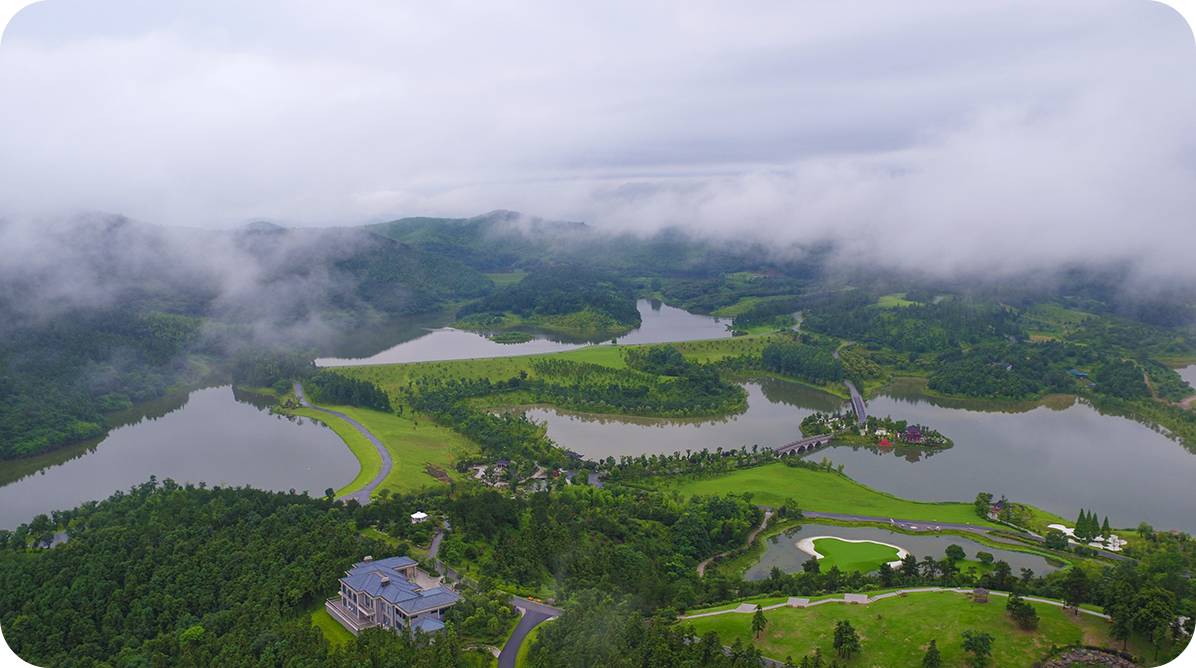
(0, 386, 357, 529)
(316, 299, 731, 366)
(745, 524, 1062, 580)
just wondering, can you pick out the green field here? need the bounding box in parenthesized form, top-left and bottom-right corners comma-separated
(809, 537, 901, 573)
(684, 591, 1152, 667)
(660, 463, 998, 526)
(310, 606, 354, 647)
(288, 403, 478, 498)
(876, 292, 917, 308)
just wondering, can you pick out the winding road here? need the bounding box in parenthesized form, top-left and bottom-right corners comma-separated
(293, 382, 391, 505)
(698, 509, 774, 576)
(498, 597, 563, 668)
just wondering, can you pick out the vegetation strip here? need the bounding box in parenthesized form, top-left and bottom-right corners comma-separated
(294, 382, 391, 504)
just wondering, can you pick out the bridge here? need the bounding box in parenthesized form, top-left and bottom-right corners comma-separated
(774, 433, 832, 455)
(844, 379, 867, 426)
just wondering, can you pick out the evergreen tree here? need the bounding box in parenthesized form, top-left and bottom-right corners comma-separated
(961, 630, 994, 668)
(833, 620, 861, 659)
(1102, 516, 1112, 540)
(921, 640, 942, 668)
(752, 605, 768, 639)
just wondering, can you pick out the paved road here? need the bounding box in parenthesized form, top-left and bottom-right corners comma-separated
(428, 523, 445, 559)
(498, 597, 563, 668)
(682, 587, 1111, 621)
(294, 382, 391, 505)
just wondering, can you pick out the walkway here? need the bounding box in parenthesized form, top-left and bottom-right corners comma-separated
(498, 597, 563, 668)
(680, 587, 1110, 621)
(844, 379, 867, 425)
(293, 382, 391, 505)
(697, 509, 774, 576)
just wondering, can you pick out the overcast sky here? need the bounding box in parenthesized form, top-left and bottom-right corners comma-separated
(2, 1, 1195, 279)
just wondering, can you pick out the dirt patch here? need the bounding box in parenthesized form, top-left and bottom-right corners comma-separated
(425, 464, 452, 484)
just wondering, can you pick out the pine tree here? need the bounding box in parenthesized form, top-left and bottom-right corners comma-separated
(752, 605, 768, 639)
(833, 620, 861, 659)
(1102, 516, 1112, 540)
(921, 639, 942, 668)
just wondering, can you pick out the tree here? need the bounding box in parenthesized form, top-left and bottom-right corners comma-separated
(976, 551, 994, 566)
(1101, 516, 1111, 541)
(1133, 586, 1177, 661)
(945, 544, 965, 562)
(1044, 529, 1068, 550)
(1005, 593, 1039, 630)
(961, 630, 994, 668)
(1062, 567, 1089, 613)
(973, 492, 993, 519)
(921, 640, 941, 668)
(752, 605, 768, 639)
(833, 620, 861, 659)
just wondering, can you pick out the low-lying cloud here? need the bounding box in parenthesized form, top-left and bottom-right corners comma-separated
(2, 0, 1195, 283)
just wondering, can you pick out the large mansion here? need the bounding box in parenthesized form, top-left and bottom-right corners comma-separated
(325, 556, 460, 635)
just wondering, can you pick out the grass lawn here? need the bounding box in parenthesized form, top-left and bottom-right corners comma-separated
(287, 402, 478, 498)
(660, 463, 998, 526)
(810, 538, 900, 573)
(516, 619, 551, 668)
(683, 591, 1155, 667)
(876, 292, 917, 308)
(485, 270, 528, 287)
(310, 606, 354, 647)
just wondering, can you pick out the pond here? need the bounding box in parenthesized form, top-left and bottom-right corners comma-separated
(316, 299, 731, 366)
(530, 377, 1196, 533)
(745, 524, 1062, 580)
(0, 386, 357, 529)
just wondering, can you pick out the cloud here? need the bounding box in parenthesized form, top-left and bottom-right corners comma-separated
(1, 0, 1195, 282)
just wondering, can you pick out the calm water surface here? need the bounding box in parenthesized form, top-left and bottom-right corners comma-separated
(0, 386, 357, 528)
(1178, 364, 1196, 392)
(745, 524, 1061, 580)
(531, 378, 1196, 532)
(316, 300, 730, 366)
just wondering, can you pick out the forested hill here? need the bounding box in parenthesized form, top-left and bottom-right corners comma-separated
(368, 210, 823, 277)
(0, 216, 494, 459)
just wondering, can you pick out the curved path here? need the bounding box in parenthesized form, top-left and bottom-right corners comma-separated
(498, 597, 563, 668)
(294, 382, 391, 505)
(681, 587, 1110, 621)
(698, 509, 773, 576)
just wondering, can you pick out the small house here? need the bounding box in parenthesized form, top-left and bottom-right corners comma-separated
(410, 511, 429, 524)
(973, 587, 989, 603)
(903, 425, 923, 444)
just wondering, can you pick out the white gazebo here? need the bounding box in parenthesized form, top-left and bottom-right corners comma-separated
(410, 511, 429, 524)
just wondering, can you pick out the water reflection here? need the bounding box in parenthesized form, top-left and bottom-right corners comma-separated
(0, 386, 357, 528)
(316, 300, 731, 366)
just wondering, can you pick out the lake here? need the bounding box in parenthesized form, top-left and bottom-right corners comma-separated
(316, 299, 731, 366)
(530, 377, 1196, 532)
(0, 386, 357, 529)
(745, 524, 1062, 580)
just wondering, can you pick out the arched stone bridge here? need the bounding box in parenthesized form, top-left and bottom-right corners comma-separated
(773, 433, 832, 455)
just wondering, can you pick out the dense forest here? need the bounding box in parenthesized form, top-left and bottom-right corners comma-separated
(0, 482, 472, 667)
(305, 371, 392, 411)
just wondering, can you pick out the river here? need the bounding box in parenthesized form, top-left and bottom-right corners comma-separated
(315, 299, 731, 366)
(0, 386, 357, 529)
(530, 377, 1196, 532)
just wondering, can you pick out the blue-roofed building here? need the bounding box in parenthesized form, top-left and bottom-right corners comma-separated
(324, 555, 460, 636)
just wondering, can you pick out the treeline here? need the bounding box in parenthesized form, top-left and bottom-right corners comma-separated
(927, 341, 1086, 399)
(761, 341, 844, 385)
(803, 294, 1025, 353)
(305, 371, 392, 411)
(438, 484, 761, 608)
(457, 266, 640, 328)
(730, 296, 802, 331)
(528, 591, 766, 667)
(229, 348, 315, 393)
(0, 481, 468, 667)
(0, 309, 205, 459)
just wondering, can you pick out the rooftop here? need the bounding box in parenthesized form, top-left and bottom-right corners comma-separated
(341, 556, 459, 614)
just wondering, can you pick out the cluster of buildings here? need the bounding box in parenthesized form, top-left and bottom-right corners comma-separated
(1047, 523, 1126, 552)
(325, 555, 460, 636)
